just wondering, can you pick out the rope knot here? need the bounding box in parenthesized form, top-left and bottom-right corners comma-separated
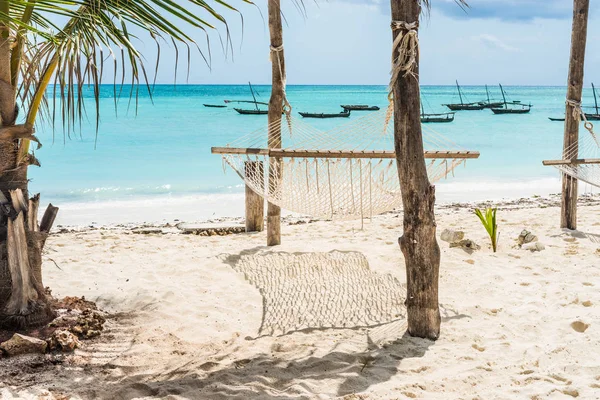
(269, 43, 293, 133)
(391, 21, 419, 31)
(385, 20, 420, 131)
(566, 98, 598, 147)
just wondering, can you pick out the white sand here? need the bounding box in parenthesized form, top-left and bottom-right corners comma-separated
(2, 199, 600, 399)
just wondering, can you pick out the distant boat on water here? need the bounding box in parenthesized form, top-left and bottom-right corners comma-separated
(585, 83, 600, 120)
(549, 83, 600, 121)
(340, 105, 380, 111)
(231, 82, 268, 115)
(442, 81, 485, 111)
(204, 104, 227, 108)
(420, 101, 454, 123)
(234, 108, 268, 115)
(299, 110, 351, 118)
(490, 84, 531, 114)
(479, 85, 504, 108)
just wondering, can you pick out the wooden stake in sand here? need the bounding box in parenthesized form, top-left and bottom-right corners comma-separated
(390, 0, 441, 340)
(561, 0, 590, 230)
(245, 161, 264, 232)
(267, 0, 285, 246)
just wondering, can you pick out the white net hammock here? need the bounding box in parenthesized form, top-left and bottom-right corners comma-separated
(544, 109, 600, 188)
(213, 110, 478, 220)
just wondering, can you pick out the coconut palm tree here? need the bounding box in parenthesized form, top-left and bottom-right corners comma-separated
(0, 0, 251, 330)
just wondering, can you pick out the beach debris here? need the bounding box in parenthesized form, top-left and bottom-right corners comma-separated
(49, 307, 106, 340)
(0, 333, 47, 356)
(570, 320, 589, 333)
(441, 229, 465, 243)
(517, 230, 538, 246)
(177, 222, 245, 236)
(47, 330, 80, 352)
(450, 239, 480, 251)
(132, 227, 164, 235)
(522, 242, 545, 252)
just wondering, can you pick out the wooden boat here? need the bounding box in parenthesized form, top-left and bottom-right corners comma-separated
(548, 117, 565, 121)
(443, 81, 485, 111)
(420, 102, 454, 123)
(234, 108, 268, 115)
(340, 105, 380, 111)
(232, 83, 268, 115)
(421, 112, 455, 123)
(480, 85, 504, 108)
(299, 110, 351, 118)
(491, 84, 531, 114)
(203, 104, 227, 108)
(224, 100, 269, 106)
(584, 83, 600, 120)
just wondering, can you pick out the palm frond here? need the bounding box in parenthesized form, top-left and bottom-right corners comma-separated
(11, 0, 254, 156)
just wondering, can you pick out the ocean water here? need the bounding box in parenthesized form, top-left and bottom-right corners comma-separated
(26, 84, 598, 225)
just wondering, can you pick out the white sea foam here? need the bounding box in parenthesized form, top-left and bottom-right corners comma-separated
(45, 176, 595, 227)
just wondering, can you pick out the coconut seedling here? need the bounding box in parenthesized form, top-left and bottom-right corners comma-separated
(475, 207, 498, 252)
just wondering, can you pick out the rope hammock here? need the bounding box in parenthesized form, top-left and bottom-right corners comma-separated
(212, 24, 479, 221)
(543, 100, 600, 187)
(213, 110, 478, 220)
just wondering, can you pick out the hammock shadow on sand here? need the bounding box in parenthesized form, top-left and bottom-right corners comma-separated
(221, 250, 407, 337)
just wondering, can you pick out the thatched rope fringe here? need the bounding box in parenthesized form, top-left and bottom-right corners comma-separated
(270, 44, 293, 134)
(385, 21, 419, 129)
(566, 98, 599, 147)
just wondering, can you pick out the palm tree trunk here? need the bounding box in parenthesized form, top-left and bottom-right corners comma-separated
(561, 0, 590, 229)
(390, 0, 441, 340)
(267, 0, 284, 246)
(0, 2, 57, 329)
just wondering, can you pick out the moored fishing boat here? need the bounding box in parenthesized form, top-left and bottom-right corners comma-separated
(479, 85, 504, 108)
(299, 110, 351, 118)
(442, 80, 485, 111)
(232, 83, 268, 115)
(420, 102, 455, 123)
(490, 84, 532, 114)
(341, 105, 380, 111)
(584, 83, 600, 120)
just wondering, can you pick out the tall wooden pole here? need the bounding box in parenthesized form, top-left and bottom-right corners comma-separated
(561, 0, 590, 230)
(390, 0, 441, 340)
(267, 0, 284, 246)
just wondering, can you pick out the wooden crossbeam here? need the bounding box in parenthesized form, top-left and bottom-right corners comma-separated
(542, 158, 600, 166)
(211, 147, 480, 160)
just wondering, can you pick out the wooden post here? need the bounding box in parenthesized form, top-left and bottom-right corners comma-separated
(561, 0, 590, 230)
(267, 0, 284, 246)
(391, 0, 441, 340)
(245, 161, 264, 232)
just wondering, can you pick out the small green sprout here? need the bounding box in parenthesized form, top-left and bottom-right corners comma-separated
(475, 207, 498, 252)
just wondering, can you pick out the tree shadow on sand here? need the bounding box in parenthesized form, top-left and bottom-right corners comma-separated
(80, 330, 435, 400)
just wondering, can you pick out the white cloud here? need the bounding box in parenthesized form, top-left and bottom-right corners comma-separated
(475, 34, 520, 52)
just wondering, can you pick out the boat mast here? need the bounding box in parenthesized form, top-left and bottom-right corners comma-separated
(593, 82, 599, 114)
(486, 85, 490, 103)
(456, 80, 463, 105)
(499, 84, 507, 107)
(421, 101, 425, 116)
(249, 82, 259, 111)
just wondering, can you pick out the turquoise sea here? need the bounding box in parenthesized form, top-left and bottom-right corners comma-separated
(27, 84, 599, 224)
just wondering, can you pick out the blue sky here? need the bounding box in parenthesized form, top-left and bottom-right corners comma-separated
(144, 0, 600, 86)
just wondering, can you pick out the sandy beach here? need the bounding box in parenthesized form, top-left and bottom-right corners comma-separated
(0, 195, 598, 399)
